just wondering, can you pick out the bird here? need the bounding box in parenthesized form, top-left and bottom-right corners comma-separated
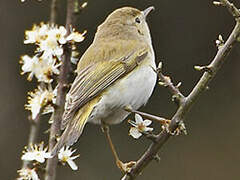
(52, 6, 157, 172)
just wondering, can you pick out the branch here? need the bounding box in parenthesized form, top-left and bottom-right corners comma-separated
(218, 0, 240, 20)
(21, 83, 46, 169)
(45, 0, 77, 180)
(122, 1, 240, 179)
(154, 62, 185, 105)
(21, 0, 60, 171)
(50, 0, 59, 24)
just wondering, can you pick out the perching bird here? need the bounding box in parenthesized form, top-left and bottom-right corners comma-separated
(52, 6, 156, 172)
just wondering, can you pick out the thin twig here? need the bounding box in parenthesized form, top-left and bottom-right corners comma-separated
(152, 63, 186, 105)
(125, 106, 170, 124)
(45, 1, 77, 180)
(21, 114, 41, 169)
(21, 83, 45, 169)
(50, 0, 59, 24)
(220, 0, 240, 20)
(122, 1, 240, 179)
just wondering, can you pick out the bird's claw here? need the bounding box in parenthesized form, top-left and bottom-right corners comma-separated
(117, 160, 136, 173)
(161, 120, 187, 135)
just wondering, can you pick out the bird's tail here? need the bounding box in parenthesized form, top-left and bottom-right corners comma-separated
(51, 98, 99, 156)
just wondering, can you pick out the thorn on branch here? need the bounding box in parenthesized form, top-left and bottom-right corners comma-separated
(216, 34, 225, 49)
(205, 86, 210, 91)
(80, 2, 88, 9)
(158, 75, 171, 87)
(157, 61, 163, 70)
(55, 134, 61, 143)
(153, 154, 161, 163)
(219, 0, 240, 20)
(178, 121, 188, 135)
(194, 65, 214, 74)
(73, 1, 88, 14)
(62, 83, 70, 89)
(44, 128, 51, 134)
(213, 1, 223, 6)
(176, 82, 182, 88)
(171, 94, 183, 104)
(237, 36, 240, 42)
(151, 62, 186, 106)
(62, 83, 71, 93)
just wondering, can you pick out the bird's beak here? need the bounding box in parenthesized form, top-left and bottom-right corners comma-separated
(143, 6, 155, 19)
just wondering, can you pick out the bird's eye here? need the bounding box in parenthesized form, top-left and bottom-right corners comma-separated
(135, 17, 141, 24)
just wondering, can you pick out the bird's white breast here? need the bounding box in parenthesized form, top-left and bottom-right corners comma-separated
(88, 53, 156, 125)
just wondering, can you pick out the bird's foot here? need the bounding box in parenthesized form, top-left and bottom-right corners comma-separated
(116, 160, 136, 173)
(161, 120, 187, 135)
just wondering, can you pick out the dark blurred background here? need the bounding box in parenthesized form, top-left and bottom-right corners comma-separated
(1, 0, 240, 179)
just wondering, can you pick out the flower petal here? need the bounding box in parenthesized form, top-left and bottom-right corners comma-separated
(54, 47, 63, 56)
(135, 114, 143, 124)
(143, 119, 152, 126)
(44, 152, 52, 159)
(128, 120, 137, 127)
(59, 37, 67, 44)
(31, 103, 41, 119)
(21, 152, 35, 161)
(17, 168, 40, 180)
(145, 127, 154, 132)
(70, 154, 80, 160)
(31, 170, 40, 180)
(36, 155, 45, 163)
(67, 159, 78, 170)
(129, 127, 142, 139)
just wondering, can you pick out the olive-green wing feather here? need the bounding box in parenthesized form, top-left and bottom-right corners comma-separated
(61, 45, 149, 130)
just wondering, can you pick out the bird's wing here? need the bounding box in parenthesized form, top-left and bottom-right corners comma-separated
(61, 42, 149, 129)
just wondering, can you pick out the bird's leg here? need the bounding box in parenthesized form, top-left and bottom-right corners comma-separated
(101, 121, 135, 173)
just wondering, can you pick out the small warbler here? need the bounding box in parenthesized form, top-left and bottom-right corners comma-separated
(52, 6, 156, 170)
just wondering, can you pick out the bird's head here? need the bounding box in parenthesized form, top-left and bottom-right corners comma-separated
(95, 6, 155, 43)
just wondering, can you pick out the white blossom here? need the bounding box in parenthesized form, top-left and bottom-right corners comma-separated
(39, 38, 63, 59)
(215, 34, 224, 49)
(55, 26, 68, 44)
(34, 56, 61, 83)
(17, 168, 39, 180)
(129, 114, 153, 139)
(38, 26, 66, 58)
(42, 85, 58, 116)
(58, 146, 80, 170)
(66, 30, 86, 43)
(22, 22, 86, 70)
(20, 55, 38, 81)
(20, 55, 60, 83)
(24, 23, 48, 44)
(21, 142, 52, 163)
(25, 85, 56, 119)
